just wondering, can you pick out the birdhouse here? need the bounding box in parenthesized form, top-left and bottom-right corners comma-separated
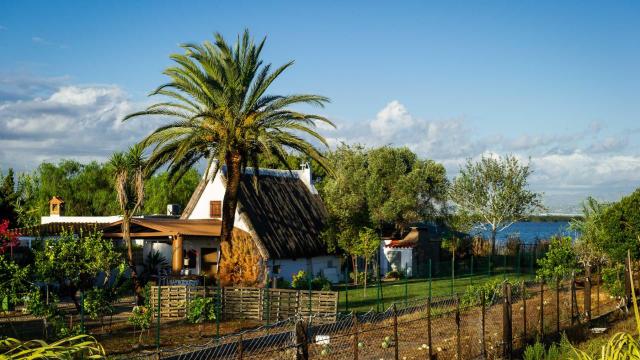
(49, 196, 65, 216)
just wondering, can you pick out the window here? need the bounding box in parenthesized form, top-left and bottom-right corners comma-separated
(387, 251, 402, 272)
(209, 201, 221, 218)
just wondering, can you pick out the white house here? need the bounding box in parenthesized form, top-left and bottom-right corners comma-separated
(179, 163, 341, 283)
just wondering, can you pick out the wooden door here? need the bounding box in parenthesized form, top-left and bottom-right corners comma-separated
(201, 247, 218, 278)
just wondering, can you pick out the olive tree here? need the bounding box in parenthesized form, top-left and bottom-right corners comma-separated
(450, 155, 544, 255)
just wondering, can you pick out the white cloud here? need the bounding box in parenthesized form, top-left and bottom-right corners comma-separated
(0, 82, 160, 172)
(31, 36, 69, 49)
(323, 100, 640, 211)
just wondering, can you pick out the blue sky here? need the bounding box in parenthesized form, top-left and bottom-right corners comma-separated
(1, 1, 639, 211)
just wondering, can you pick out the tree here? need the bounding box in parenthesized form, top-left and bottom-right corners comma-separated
(108, 145, 146, 303)
(441, 235, 466, 288)
(143, 168, 200, 215)
(366, 147, 448, 232)
(570, 197, 610, 273)
(0, 168, 18, 224)
(596, 189, 640, 262)
(536, 236, 578, 281)
(124, 30, 333, 263)
(450, 155, 544, 255)
(356, 227, 381, 294)
(34, 229, 123, 312)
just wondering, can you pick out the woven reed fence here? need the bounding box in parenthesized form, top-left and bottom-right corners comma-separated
(150, 286, 338, 322)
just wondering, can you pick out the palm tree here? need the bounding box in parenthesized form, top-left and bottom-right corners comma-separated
(124, 30, 334, 267)
(108, 145, 146, 303)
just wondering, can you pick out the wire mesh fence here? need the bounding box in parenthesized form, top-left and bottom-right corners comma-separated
(126, 270, 632, 360)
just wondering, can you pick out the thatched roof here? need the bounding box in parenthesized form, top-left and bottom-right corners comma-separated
(235, 172, 328, 259)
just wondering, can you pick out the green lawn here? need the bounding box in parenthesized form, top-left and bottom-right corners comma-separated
(336, 272, 535, 313)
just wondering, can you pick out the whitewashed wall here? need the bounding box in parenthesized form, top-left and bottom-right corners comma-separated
(380, 242, 413, 276)
(271, 255, 342, 284)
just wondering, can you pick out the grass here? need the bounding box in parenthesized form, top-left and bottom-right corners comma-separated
(337, 272, 535, 313)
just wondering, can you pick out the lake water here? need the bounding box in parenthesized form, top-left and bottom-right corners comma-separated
(474, 221, 576, 244)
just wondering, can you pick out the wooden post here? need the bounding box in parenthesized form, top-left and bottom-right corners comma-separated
(585, 268, 592, 324)
(171, 234, 183, 275)
(393, 304, 399, 360)
(353, 314, 359, 360)
(237, 334, 244, 360)
(427, 296, 433, 360)
(502, 282, 513, 359)
(455, 295, 461, 360)
(625, 256, 632, 312)
(539, 281, 544, 339)
(481, 289, 486, 359)
(522, 282, 527, 340)
(295, 319, 309, 360)
(555, 278, 560, 334)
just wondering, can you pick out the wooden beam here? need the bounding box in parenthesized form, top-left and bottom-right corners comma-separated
(103, 232, 175, 238)
(172, 234, 184, 275)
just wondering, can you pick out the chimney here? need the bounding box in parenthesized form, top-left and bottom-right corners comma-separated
(299, 162, 317, 194)
(49, 196, 65, 217)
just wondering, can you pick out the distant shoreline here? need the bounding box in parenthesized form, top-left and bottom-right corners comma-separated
(523, 214, 582, 222)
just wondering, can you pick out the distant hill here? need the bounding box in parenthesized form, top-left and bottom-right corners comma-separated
(524, 214, 582, 222)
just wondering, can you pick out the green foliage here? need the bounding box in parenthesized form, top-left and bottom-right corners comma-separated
(383, 270, 403, 280)
(33, 229, 124, 313)
(350, 271, 373, 284)
(597, 188, 640, 262)
(522, 334, 573, 360)
(291, 270, 310, 290)
(291, 270, 332, 290)
(0, 334, 106, 359)
(143, 169, 200, 214)
(0, 255, 30, 310)
(186, 296, 216, 324)
(536, 236, 578, 281)
(140, 250, 170, 285)
(459, 278, 503, 307)
(128, 305, 152, 330)
(601, 263, 625, 297)
(450, 155, 544, 254)
(0, 168, 18, 224)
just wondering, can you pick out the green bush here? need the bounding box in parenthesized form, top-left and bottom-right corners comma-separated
(601, 263, 625, 297)
(291, 270, 332, 290)
(186, 296, 216, 324)
(384, 270, 402, 280)
(311, 275, 332, 291)
(536, 236, 578, 281)
(349, 271, 373, 285)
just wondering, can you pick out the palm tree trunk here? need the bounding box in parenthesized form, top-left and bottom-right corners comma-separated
(123, 214, 143, 304)
(219, 152, 243, 277)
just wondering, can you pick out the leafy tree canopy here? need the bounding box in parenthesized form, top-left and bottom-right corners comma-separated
(597, 188, 640, 262)
(536, 236, 578, 281)
(450, 155, 544, 255)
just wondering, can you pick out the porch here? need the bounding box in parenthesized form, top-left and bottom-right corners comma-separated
(102, 218, 223, 277)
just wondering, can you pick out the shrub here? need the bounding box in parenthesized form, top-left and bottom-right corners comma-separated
(601, 263, 625, 297)
(292, 270, 332, 290)
(536, 236, 578, 281)
(349, 271, 373, 285)
(186, 296, 216, 324)
(384, 270, 402, 280)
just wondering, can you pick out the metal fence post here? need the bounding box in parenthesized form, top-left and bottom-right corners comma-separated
(517, 246, 521, 279)
(344, 267, 349, 313)
(503, 254, 507, 280)
(596, 266, 601, 316)
(393, 304, 399, 360)
(216, 281, 221, 339)
(427, 296, 433, 360)
(451, 258, 455, 295)
(403, 265, 408, 308)
(265, 275, 271, 325)
(522, 281, 527, 340)
(585, 269, 591, 324)
(470, 255, 475, 286)
(539, 281, 544, 339)
(556, 278, 560, 334)
(481, 289, 486, 359)
(428, 259, 432, 300)
(455, 294, 461, 359)
(502, 282, 513, 359)
(570, 273, 576, 327)
(156, 283, 161, 351)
